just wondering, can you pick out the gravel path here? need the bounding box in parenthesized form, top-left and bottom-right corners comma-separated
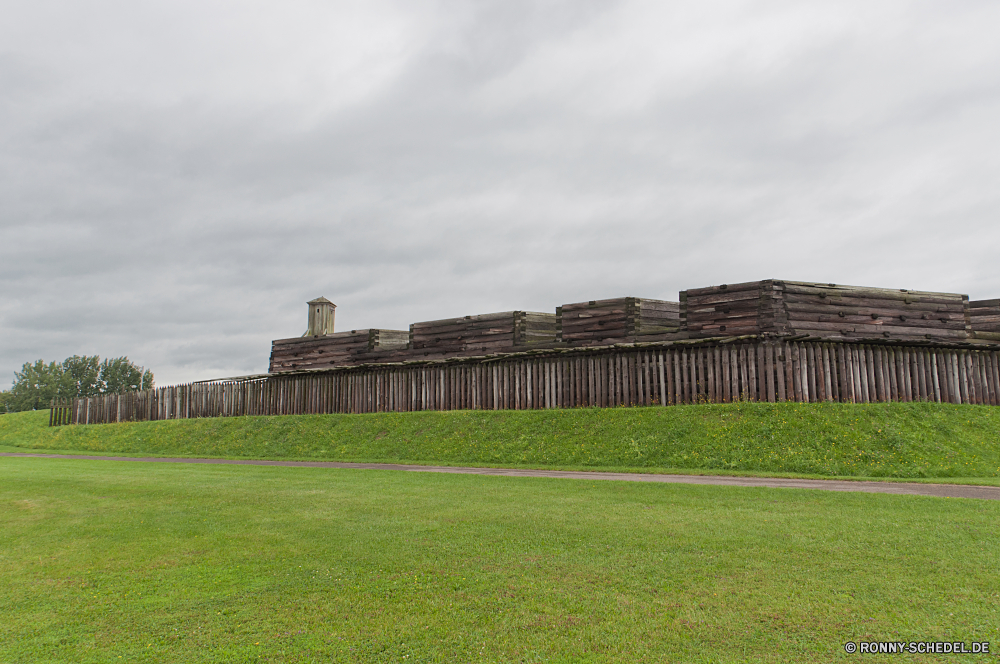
(3, 452, 999, 500)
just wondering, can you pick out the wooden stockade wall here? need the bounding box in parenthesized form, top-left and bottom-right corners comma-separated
(54, 337, 1000, 426)
(50, 403, 73, 426)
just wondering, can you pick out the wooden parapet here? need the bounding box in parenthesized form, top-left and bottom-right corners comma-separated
(269, 328, 409, 373)
(970, 299, 1000, 334)
(268, 280, 987, 372)
(408, 311, 557, 357)
(680, 280, 784, 337)
(515, 311, 559, 346)
(682, 280, 971, 343)
(557, 297, 681, 346)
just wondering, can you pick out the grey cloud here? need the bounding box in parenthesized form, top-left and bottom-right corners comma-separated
(3, 0, 1000, 385)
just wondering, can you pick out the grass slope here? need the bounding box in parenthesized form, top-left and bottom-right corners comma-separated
(2, 456, 997, 663)
(3, 402, 1000, 478)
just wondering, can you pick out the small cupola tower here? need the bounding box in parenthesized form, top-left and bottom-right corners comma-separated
(304, 297, 336, 337)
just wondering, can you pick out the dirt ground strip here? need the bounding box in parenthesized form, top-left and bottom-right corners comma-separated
(2, 452, 999, 500)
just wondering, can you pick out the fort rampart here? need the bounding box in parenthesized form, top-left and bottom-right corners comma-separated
(269, 279, 999, 372)
(51, 279, 1000, 425)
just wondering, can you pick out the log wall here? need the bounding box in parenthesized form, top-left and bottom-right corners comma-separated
(409, 311, 557, 357)
(557, 297, 681, 346)
(272, 280, 994, 372)
(272, 311, 558, 372)
(55, 337, 1000, 425)
(270, 328, 409, 372)
(970, 300, 1000, 333)
(682, 280, 970, 342)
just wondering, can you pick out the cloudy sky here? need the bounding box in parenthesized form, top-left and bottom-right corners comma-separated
(2, 0, 999, 385)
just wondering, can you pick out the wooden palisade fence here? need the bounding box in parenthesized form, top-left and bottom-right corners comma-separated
(52, 336, 1000, 426)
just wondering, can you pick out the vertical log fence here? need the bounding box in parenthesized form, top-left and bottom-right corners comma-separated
(51, 338, 1000, 426)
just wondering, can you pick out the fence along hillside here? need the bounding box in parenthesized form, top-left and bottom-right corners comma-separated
(51, 336, 1000, 426)
(51, 278, 1000, 426)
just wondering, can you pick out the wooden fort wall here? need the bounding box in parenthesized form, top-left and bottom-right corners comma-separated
(270, 311, 557, 372)
(408, 311, 558, 357)
(271, 299, 684, 371)
(51, 278, 1000, 426)
(681, 280, 971, 342)
(556, 297, 681, 347)
(53, 336, 1000, 426)
(970, 300, 1000, 336)
(269, 328, 409, 372)
(273, 280, 994, 373)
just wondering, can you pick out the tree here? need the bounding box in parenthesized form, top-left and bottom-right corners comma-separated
(60, 355, 102, 398)
(98, 357, 154, 394)
(8, 360, 64, 412)
(3, 355, 154, 412)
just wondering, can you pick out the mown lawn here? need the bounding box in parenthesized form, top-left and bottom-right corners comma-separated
(3, 401, 1000, 478)
(1, 456, 997, 663)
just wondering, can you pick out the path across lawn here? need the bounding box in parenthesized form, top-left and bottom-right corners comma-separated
(3, 452, 999, 500)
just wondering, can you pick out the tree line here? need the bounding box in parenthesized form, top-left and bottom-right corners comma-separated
(0, 356, 154, 413)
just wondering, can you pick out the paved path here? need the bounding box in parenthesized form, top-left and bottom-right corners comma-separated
(3, 452, 999, 500)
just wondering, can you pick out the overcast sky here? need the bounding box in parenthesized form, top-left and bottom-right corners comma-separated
(3, 0, 1000, 385)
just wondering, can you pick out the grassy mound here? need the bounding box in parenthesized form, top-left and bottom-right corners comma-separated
(3, 402, 1000, 478)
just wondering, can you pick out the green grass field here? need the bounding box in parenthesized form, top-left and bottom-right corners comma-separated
(2, 456, 998, 663)
(3, 401, 1000, 479)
